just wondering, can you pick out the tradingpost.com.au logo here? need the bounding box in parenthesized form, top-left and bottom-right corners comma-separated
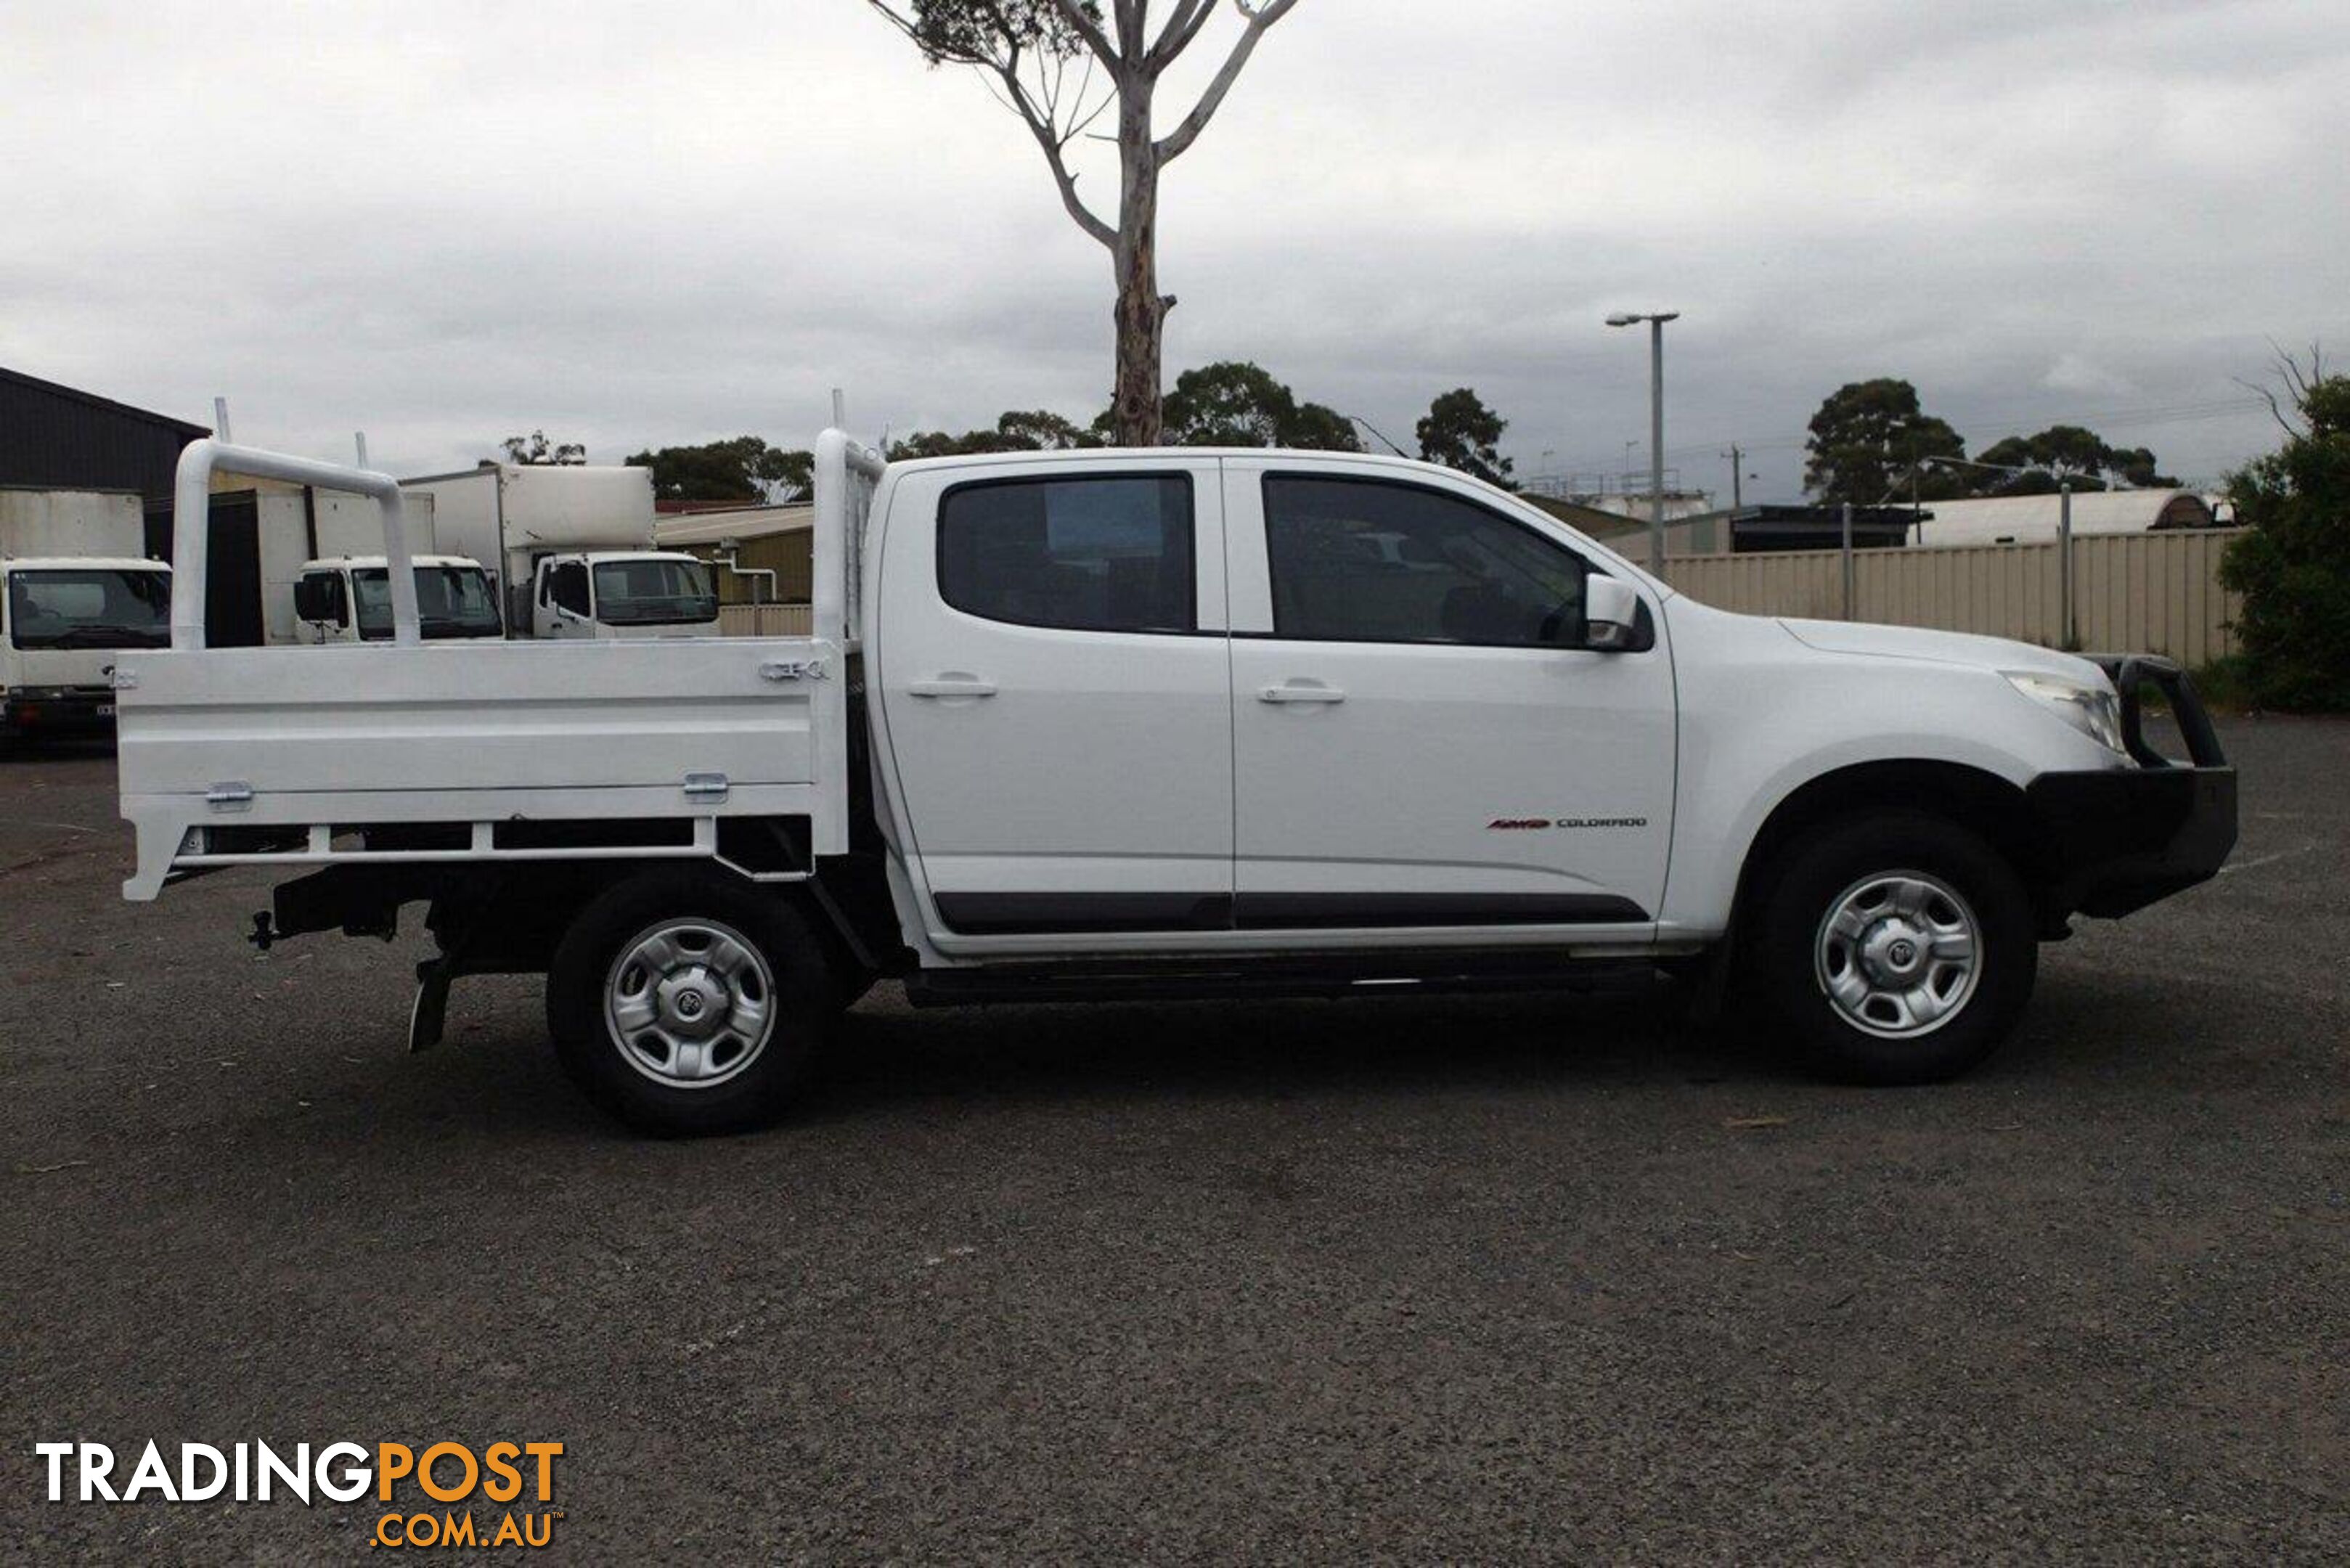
(35, 1439, 566, 1549)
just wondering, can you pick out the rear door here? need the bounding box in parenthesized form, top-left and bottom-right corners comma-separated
(202, 494, 264, 649)
(873, 456, 1232, 949)
(1223, 460, 1676, 937)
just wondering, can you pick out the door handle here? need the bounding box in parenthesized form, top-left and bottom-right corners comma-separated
(908, 675, 997, 698)
(1258, 682, 1345, 704)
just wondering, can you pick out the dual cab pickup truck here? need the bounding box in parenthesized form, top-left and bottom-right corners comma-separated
(112, 434, 2237, 1133)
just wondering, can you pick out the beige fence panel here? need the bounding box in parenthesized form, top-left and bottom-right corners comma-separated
(718, 603, 813, 637)
(718, 536, 2244, 661)
(1662, 530, 2243, 664)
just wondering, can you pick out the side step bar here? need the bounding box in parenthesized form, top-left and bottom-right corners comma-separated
(906, 950, 1678, 1008)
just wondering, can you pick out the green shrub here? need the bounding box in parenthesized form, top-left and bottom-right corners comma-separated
(2219, 372, 2350, 711)
(2187, 654, 2253, 714)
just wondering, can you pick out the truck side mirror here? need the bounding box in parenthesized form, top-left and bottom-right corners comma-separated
(1584, 576, 1642, 652)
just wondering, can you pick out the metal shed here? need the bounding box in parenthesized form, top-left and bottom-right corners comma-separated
(0, 366, 211, 499)
(1902, 490, 2216, 548)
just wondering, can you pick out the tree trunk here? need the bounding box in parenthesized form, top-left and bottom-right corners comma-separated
(1110, 80, 1167, 446)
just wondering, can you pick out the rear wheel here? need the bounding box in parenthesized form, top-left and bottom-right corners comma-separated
(1753, 812, 2036, 1084)
(547, 870, 835, 1135)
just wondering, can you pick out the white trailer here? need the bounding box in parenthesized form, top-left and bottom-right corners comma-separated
(1, 486, 147, 559)
(113, 434, 2236, 1135)
(399, 463, 718, 639)
(1, 488, 171, 740)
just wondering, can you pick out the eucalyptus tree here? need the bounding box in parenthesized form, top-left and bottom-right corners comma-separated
(866, 1, 1305, 444)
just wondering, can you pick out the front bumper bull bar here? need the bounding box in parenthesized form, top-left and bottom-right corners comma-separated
(2026, 656, 2237, 923)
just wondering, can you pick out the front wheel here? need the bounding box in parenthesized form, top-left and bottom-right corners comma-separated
(1753, 812, 2036, 1084)
(547, 870, 836, 1135)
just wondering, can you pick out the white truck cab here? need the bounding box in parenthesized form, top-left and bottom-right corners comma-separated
(527, 550, 719, 640)
(112, 434, 2237, 1134)
(290, 555, 505, 644)
(395, 463, 719, 640)
(2, 556, 171, 740)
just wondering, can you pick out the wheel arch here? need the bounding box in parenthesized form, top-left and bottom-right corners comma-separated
(267, 845, 895, 982)
(1727, 759, 2058, 942)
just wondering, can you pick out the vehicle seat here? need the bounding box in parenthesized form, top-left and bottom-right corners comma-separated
(1440, 584, 1527, 644)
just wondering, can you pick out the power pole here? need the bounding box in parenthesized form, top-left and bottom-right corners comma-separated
(1723, 444, 1744, 511)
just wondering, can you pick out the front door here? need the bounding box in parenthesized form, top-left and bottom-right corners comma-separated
(1223, 462, 1675, 936)
(874, 457, 1233, 947)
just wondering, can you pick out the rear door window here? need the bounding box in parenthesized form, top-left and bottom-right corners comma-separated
(939, 475, 1195, 634)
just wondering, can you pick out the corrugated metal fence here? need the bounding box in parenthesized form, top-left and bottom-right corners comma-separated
(718, 603, 814, 637)
(1662, 529, 2245, 666)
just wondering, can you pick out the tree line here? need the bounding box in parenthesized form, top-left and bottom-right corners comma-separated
(1803, 377, 2179, 505)
(881, 364, 1515, 489)
(502, 369, 1518, 502)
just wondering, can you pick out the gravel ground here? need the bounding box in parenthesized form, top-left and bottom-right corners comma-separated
(1, 718, 2344, 1562)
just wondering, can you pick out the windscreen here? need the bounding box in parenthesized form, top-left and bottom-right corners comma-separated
(7, 568, 171, 650)
(351, 565, 505, 640)
(591, 558, 718, 627)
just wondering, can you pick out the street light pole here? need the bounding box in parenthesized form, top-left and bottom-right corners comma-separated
(1607, 311, 1681, 572)
(1648, 317, 1666, 569)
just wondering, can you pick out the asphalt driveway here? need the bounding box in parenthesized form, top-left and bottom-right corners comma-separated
(2, 718, 2343, 1561)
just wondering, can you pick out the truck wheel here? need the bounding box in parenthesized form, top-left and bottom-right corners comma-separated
(547, 870, 836, 1135)
(1753, 812, 2036, 1085)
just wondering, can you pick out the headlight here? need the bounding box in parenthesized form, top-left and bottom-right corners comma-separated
(2004, 670, 2126, 755)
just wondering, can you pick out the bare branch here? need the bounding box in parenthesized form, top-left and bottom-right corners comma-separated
(864, 1, 1116, 248)
(992, 58, 1118, 248)
(974, 70, 1016, 116)
(1155, 0, 1301, 163)
(1067, 68, 1118, 141)
(862, 1, 922, 48)
(1045, 0, 1121, 68)
(2234, 376, 2300, 440)
(1151, 0, 1219, 69)
(1068, 49, 1110, 135)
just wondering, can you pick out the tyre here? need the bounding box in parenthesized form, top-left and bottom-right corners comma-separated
(1751, 812, 2036, 1085)
(547, 869, 836, 1135)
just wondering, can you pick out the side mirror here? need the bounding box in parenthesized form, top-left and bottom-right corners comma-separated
(1584, 576, 1641, 652)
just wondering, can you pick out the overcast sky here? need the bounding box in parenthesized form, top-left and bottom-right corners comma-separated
(4, 0, 2343, 500)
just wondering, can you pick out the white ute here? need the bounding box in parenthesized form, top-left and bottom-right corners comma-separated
(113, 434, 2237, 1133)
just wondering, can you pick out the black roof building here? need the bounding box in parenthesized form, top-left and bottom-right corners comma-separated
(0, 366, 211, 501)
(1729, 505, 1917, 553)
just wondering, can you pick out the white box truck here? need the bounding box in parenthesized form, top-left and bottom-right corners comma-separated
(1, 486, 171, 741)
(176, 479, 438, 648)
(112, 434, 2237, 1135)
(287, 554, 504, 644)
(400, 463, 719, 639)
